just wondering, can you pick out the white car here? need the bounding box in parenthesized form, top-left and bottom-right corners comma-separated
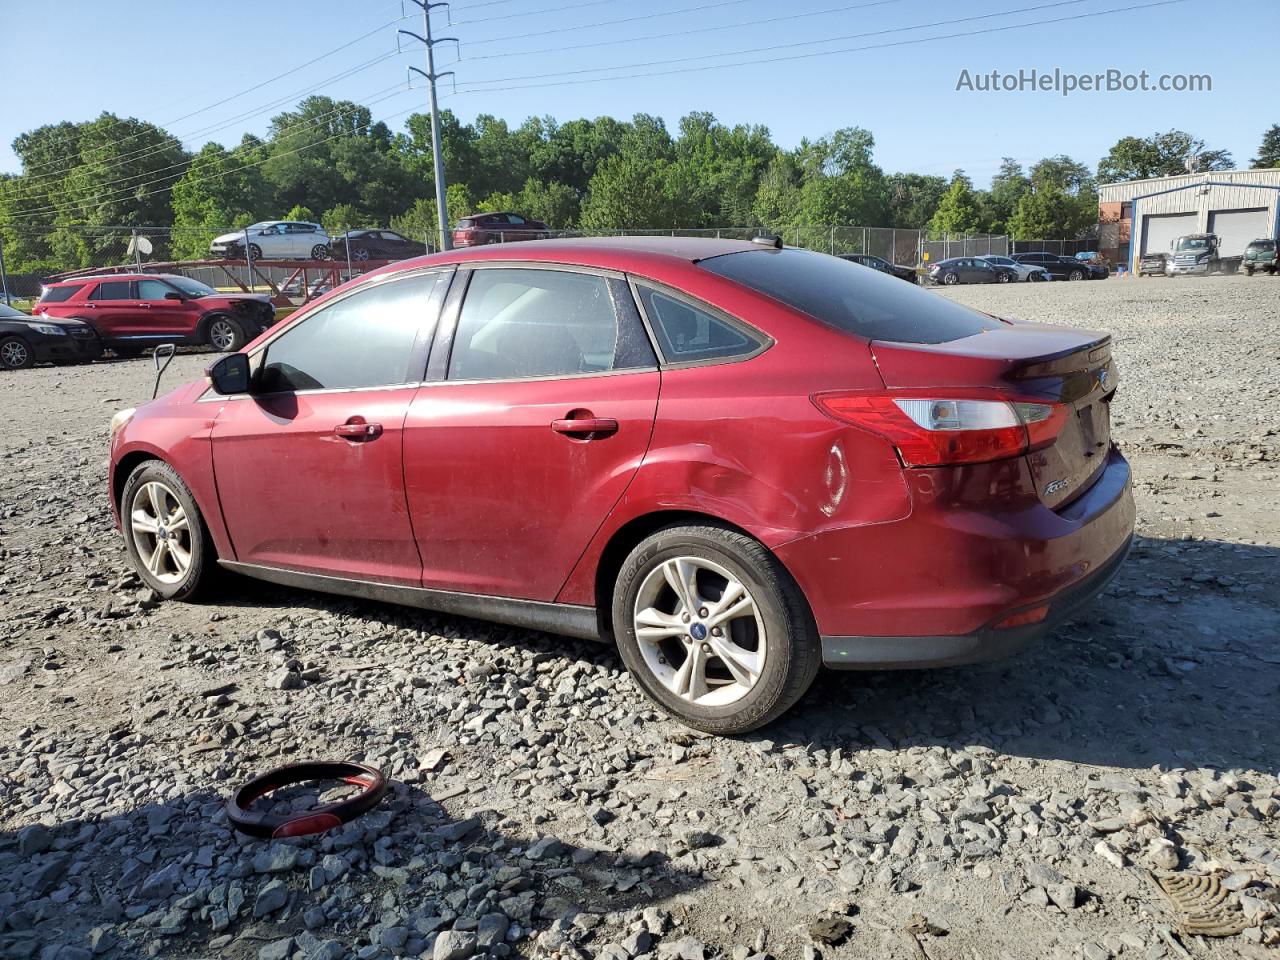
(977, 255, 1049, 282)
(209, 221, 331, 261)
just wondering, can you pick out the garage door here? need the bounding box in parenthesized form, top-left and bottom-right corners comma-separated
(1208, 208, 1271, 258)
(1140, 212, 1197, 256)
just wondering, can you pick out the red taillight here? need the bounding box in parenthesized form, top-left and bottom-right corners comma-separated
(813, 392, 1069, 467)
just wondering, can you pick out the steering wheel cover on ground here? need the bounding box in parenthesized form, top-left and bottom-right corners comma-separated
(225, 761, 388, 839)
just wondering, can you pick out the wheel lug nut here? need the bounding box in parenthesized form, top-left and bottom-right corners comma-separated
(711, 627, 722, 636)
(681, 613, 690, 623)
(701, 643, 711, 653)
(698, 607, 708, 618)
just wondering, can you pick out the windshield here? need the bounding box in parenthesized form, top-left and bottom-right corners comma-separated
(1174, 237, 1211, 253)
(1248, 240, 1276, 251)
(166, 277, 217, 297)
(700, 248, 1003, 344)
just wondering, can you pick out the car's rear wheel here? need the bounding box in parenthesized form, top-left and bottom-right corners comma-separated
(121, 461, 213, 601)
(612, 525, 820, 735)
(207, 316, 246, 352)
(0, 336, 33, 369)
(943, 272, 959, 285)
(311, 244, 330, 260)
(352, 247, 370, 262)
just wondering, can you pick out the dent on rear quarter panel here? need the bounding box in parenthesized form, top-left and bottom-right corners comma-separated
(554, 300, 912, 607)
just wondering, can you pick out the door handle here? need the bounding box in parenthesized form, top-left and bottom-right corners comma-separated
(551, 417, 618, 437)
(137, 303, 151, 308)
(335, 419, 383, 441)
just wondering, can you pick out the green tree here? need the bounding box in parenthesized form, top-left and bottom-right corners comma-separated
(1008, 184, 1094, 240)
(886, 173, 947, 230)
(1098, 130, 1233, 183)
(1251, 124, 1280, 169)
(389, 182, 475, 249)
(752, 152, 803, 230)
(928, 171, 982, 237)
(322, 203, 362, 234)
(674, 112, 773, 225)
(284, 204, 316, 223)
(170, 139, 271, 259)
(981, 159, 1030, 234)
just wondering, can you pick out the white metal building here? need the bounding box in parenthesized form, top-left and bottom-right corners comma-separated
(1098, 169, 1280, 272)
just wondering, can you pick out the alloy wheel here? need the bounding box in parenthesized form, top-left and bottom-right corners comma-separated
(1, 339, 30, 368)
(209, 319, 236, 351)
(632, 556, 767, 707)
(129, 481, 193, 585)
(352, 247, 370, 262)
(944, 272, 959, 285)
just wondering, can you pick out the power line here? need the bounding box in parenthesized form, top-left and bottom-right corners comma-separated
(458, 0, 1101, 86)
(16, 10, 410, 178)
(459, 0, 757, 46)
(8, 87, 417, 220)
(463, 0, 909, 60)
(450, 0, 1188, 93)
(17, 50, 406, 189)
(450, 0, 628, 26)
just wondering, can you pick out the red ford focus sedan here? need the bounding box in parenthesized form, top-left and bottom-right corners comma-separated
(108, 237, 1134, 733)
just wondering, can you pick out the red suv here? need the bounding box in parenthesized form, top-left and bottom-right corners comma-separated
(107, 238, 1134, 733)
(34, 274, 275, 356)
(452, 212, 550, 247)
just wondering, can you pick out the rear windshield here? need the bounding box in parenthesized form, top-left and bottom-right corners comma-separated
(1248, 240, 1276, 251)
(456, 219, 473, 229)
(39, 284, 83, 302)
(699, 248, 1003, 344)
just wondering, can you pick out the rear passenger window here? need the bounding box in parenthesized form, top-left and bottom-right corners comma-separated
(258, 272, 443, 392)
(448, 269, 653, 381)
(38, 285, 83, 303)
(91, 281, 135, 301)
(636, 286, 762, 364)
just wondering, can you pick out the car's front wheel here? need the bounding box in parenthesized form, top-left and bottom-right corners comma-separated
(207, 316, 246, 352)
(0, 336, 33, 370)
(311, 244, 330, 260)
(612, 525, 820, 735)
(121, 461, 213, 601)
(352, 247, 370, 262)
(997, 270, 1012, 283)
(1068, 269, 1084, 281)
(247, 244, 263, 261)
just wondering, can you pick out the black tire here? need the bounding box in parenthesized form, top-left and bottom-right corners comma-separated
(1246, 267, 1255, 277)
(352, 247, 370, 262)
(0, 336, 33, 369)
(120, 460, 215, 601)
(1068, 269, 1084, 281)
(311, 244, 330, 261)
(942, 272, 959, 285)
(206, 315, 246, 352)
(248, 243, 263, 261)
(997, 270, 1012, 283)
(611, 524, 820, 735)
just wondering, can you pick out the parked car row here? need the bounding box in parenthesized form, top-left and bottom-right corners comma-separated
(927, 252, 1108, 285)
(1138, 236, 1278, 277)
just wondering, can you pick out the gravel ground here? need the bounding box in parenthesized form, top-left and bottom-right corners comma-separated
(0, 274, 1277, 960)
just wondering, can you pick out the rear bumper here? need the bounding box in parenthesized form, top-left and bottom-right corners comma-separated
(776, 447, 1135, 664)
(821, 532, 1131, 668)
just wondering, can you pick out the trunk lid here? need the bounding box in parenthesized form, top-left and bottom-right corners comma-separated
(870, 322, 1116, 509)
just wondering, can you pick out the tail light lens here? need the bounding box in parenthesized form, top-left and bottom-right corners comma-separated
(813, 393, 1069, 467)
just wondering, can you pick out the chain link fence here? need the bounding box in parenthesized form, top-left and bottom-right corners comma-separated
(0, 222, 1099, 304)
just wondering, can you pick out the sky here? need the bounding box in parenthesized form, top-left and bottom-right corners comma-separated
(0, 0, 1273, 187)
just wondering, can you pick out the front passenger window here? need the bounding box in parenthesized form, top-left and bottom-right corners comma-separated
(258, 272, 444, 392)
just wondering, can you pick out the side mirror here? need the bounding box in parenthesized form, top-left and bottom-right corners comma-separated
(164, 291, 184, 301)
(208, 353, 250, 395)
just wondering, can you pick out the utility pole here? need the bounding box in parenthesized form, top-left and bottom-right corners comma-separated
(400, 2, 455, 252)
